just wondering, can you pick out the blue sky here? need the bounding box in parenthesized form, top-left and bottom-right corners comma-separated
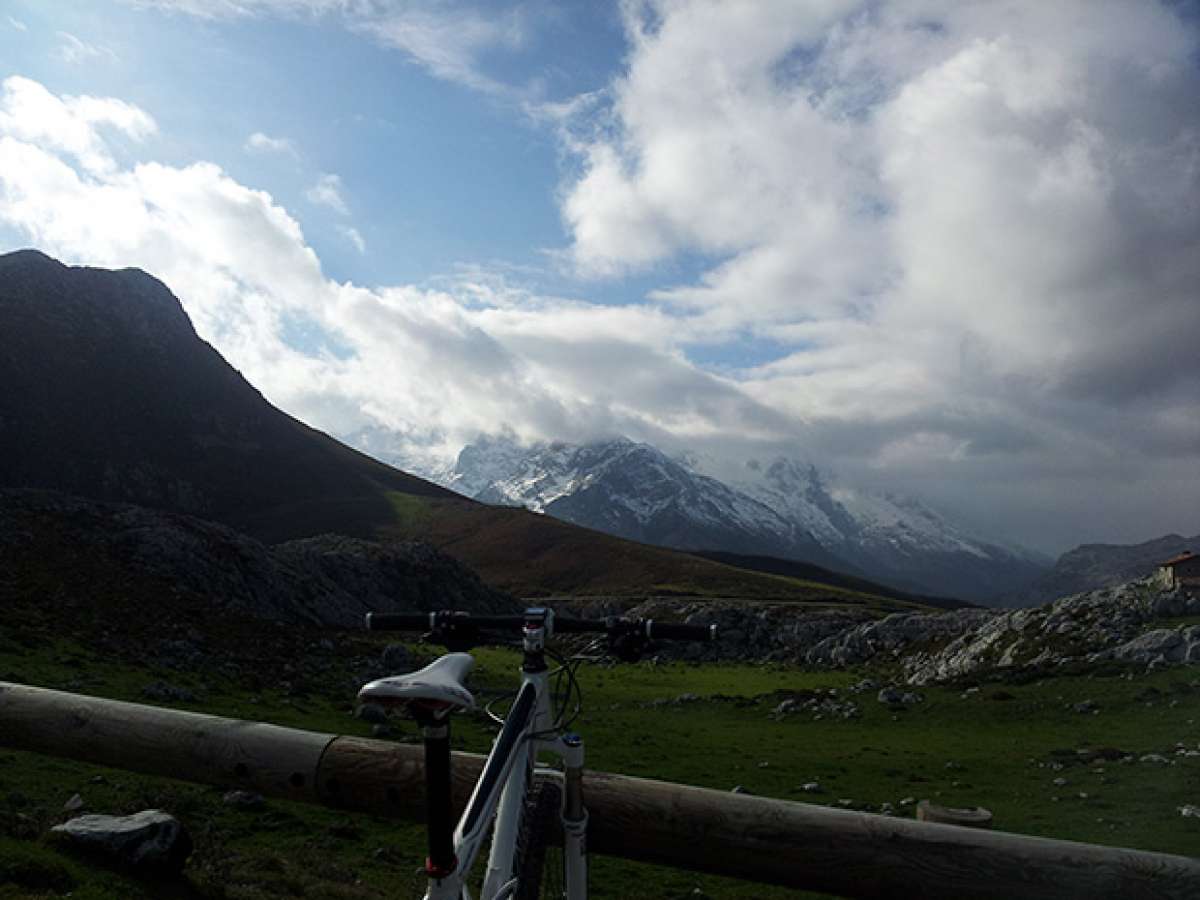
(1, 0, 1198, 553)
(0, 1, 617, 287)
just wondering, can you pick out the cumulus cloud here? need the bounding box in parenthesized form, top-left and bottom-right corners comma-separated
(553, 0, 1200, 545)
(0, 76, 156, 175)
(306, 172, 349, 215)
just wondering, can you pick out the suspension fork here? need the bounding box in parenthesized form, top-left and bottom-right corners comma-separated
(559, 732, 588, 898)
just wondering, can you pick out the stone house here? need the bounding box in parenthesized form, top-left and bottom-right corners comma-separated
(1157, 551, 1200, 589)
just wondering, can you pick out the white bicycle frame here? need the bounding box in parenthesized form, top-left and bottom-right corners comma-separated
(422, 616, 588, 900)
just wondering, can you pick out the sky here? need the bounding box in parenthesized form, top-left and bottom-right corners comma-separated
(0, 0, 1197, 556)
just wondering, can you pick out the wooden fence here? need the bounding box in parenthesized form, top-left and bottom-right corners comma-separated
(2, 681, 1198, 899)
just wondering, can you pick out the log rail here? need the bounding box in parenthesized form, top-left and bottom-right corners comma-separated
(2, 681, 1198, 899)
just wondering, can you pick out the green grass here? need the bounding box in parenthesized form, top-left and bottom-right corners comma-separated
(1144, 615, 1200, 632)
(383, 491, 432, 532)
(2, 629, 1199, 899)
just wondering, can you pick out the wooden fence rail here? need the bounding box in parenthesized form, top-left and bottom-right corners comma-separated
(2, 681, 1198, 899)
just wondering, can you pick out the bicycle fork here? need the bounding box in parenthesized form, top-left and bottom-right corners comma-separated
(559, 733, 588, 898)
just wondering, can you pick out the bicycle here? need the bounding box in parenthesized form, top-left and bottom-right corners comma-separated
(357, 606, 717, 900)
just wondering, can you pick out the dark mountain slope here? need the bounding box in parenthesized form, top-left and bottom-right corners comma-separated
(0, 249, 453, 541)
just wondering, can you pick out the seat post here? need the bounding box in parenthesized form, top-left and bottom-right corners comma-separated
(414, 705, 456, 879)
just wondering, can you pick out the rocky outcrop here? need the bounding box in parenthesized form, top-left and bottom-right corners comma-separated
(558, 596, 875, 663)
(1102, 625, 1200, 666)
(0, 488, 517, 626)
(560, 578, 1200, 684)
(902, 580, 1200, 684)
(805, 609, 993, 668)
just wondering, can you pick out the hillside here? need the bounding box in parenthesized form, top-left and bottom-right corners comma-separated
(0, 250, 908, 606)
(0, 249, 453, 543)
(376, 495, 920, 607)
(693, 550, 972, 611)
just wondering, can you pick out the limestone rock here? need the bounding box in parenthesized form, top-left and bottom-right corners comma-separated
(50, 810, 192, 873)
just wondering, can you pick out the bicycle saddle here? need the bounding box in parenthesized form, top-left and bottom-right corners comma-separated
(358, 652, 476, 712)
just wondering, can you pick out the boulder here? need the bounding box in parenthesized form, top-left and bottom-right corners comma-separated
(50, 810, 192, 873)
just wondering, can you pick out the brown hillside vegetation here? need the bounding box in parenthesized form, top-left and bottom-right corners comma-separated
(381, 496, 906, 607)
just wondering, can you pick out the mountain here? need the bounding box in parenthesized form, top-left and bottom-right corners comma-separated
(0, 249, 452, 543)
(1011, 533, 1200, 606)
(439, 436, 1048, 603)
(449, 436, 853, 573)
(0, 249, 919, 607)
(726, 455, 1049, 602)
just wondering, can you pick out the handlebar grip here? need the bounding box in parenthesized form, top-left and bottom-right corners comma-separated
(364, 612, 435, 632)
(645, 620, 718, 641)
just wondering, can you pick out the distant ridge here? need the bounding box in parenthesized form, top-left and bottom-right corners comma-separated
(1011, 532, 1200, 606)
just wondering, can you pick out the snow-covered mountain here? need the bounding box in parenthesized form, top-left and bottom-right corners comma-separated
(444, 436, 851, 572)
(726, 456, 1048, 600)
(433, 436, 1048, 603)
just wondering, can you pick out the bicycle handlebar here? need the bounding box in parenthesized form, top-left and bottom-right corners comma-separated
(364, 610, 717, 642)
(365, 612, 436, 631)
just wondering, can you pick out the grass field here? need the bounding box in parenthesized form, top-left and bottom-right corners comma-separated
(1, 615, 1199, 900)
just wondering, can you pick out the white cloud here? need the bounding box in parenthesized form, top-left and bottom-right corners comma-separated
(306, 172, 349, 215)
(337, 223, 366, 254)
(8, 16, 27, 32)
(557, 1, 1200, 420)
(244, 131, 297, 158)
(0, 76, 156, 175)
(56, 31, 119, 65)
(546, 0, 1200, 546)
